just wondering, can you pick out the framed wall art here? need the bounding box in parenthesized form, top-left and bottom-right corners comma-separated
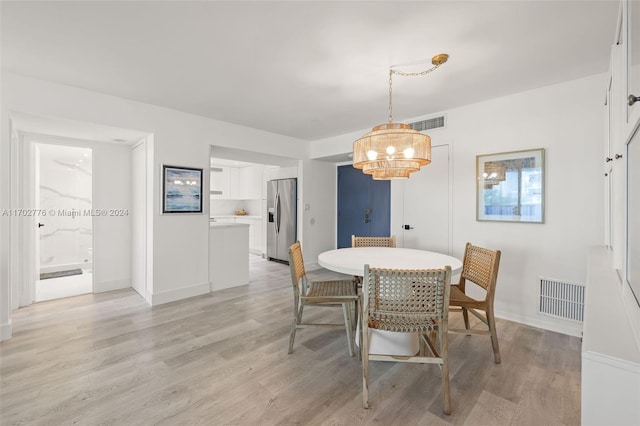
(476, 148, 544, 223)
(162, 165, 203, 214)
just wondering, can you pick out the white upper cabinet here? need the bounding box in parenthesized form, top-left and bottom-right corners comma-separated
(229, 167, 240, 198)
(210, 165, 263, 200)
(210, 167, 227, 199)
(210, 167, 238, 199)
(238, 165, 264, 199)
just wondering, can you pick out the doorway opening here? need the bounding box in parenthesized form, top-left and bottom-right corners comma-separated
(34, 143, 93, 301)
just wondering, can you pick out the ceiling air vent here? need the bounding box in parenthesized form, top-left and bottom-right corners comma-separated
(408, 115, 445, 132)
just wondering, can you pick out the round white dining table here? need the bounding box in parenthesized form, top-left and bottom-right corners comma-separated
(317, 247, 463, 356)
(318, 247, 462, 276)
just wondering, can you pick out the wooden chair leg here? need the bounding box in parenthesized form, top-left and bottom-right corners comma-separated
(288, 318, 297, 354)
(440, 328, 451, 415)
(297, 305, 304, 323)
(486, 308, 501, 364)
(357, 301, 364, 361)
(362, 327, 370, 409)
(442, 355, 451, 414)
(462, 307, 470, 330)
(353, 298, 358, 331)
(429, 330, 438, 353)
(342, 303, 355, 357)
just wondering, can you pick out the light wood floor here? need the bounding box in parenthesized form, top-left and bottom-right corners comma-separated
(1, 255, 581, 425)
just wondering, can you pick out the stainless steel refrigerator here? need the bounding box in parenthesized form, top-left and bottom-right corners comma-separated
(267, 178, 297, 263)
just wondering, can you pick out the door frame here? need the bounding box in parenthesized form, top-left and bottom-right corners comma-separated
(391, 139, 454, 255)
(335, 161, 390, 246)
(14, 133, 97, 307)
(12, 131, 153, 308)
(131, 140, 148, 299)
(34, 141, 95, 301)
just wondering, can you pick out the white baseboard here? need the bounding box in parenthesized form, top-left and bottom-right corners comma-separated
(211, 280, 249, 292)
(149, 281, 210, 306)
(1, 321, 12, 341)
(494, 309, 583, 337)
(94, 279, 130, 293)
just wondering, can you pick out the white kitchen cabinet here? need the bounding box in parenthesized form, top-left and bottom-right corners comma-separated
(236, 217, 263, 255)
(238, 165, 264, 199)
(583, 3, 640, 425)
(210, 167, 240, 199)
(210, 167, 226, 199)
(626, 0, 640, 137)
(209, 222, 249, 291)
(229, 167, 240, 198)
(211, 165, 262, 200)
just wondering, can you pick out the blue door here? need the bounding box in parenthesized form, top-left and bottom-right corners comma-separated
(337, 165, 391, 248)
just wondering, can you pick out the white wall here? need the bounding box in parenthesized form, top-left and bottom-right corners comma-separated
(92, 140, 133, 292)
(310, 73, 606, 336)
(299, 159, 337, 270)
(1, 72, 311, 339)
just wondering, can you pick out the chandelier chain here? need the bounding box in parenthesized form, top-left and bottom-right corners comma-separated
(388, 70, 393, 122)
(391, 63, 442, 78)
(387, 61, 444, 123)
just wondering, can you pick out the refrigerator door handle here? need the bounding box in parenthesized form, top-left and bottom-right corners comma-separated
(275, 192, 281, 233)
(272, 191, 278, 233)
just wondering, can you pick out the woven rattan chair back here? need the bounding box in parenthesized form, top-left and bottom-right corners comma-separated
(366, 267, 448, 333)
(351, 235, 396, 248)
(361, 264, 452, 414)
(289, 241, 306, 295)
(449, 242, 502, 363)
(460, 243, 500, 294)
(287, 241, 358, 357)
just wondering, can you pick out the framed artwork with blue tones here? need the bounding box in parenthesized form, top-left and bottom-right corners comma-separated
(162, 165, 203, 214)
(476, 148, 544, 223)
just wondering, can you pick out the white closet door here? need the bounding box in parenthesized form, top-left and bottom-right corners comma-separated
(391, 143, 452, 254)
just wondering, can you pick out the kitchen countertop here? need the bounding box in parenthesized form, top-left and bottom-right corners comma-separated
(210, 215, 262, 220)
(209, 222, 250, 228)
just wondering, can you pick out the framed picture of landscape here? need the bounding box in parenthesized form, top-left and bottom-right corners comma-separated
(162, 165, 203, 214)
(476, 148, 544, 223)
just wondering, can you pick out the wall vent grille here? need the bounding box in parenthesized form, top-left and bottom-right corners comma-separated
(408, 115, 445, 132)
(538, 277, 585, 322)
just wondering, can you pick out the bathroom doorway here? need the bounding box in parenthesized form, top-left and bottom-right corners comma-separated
(34, 143, 93, 301)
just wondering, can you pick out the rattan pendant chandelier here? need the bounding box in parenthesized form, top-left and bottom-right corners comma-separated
(353, 54, 448, 180)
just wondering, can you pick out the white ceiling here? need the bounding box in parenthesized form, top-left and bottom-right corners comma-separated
(1, 1, 620, 142)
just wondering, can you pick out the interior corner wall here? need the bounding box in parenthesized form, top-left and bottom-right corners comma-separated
(299, 159, 337, 270)
(92, 140, 133, 292)
(309, 73, 606, 336)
